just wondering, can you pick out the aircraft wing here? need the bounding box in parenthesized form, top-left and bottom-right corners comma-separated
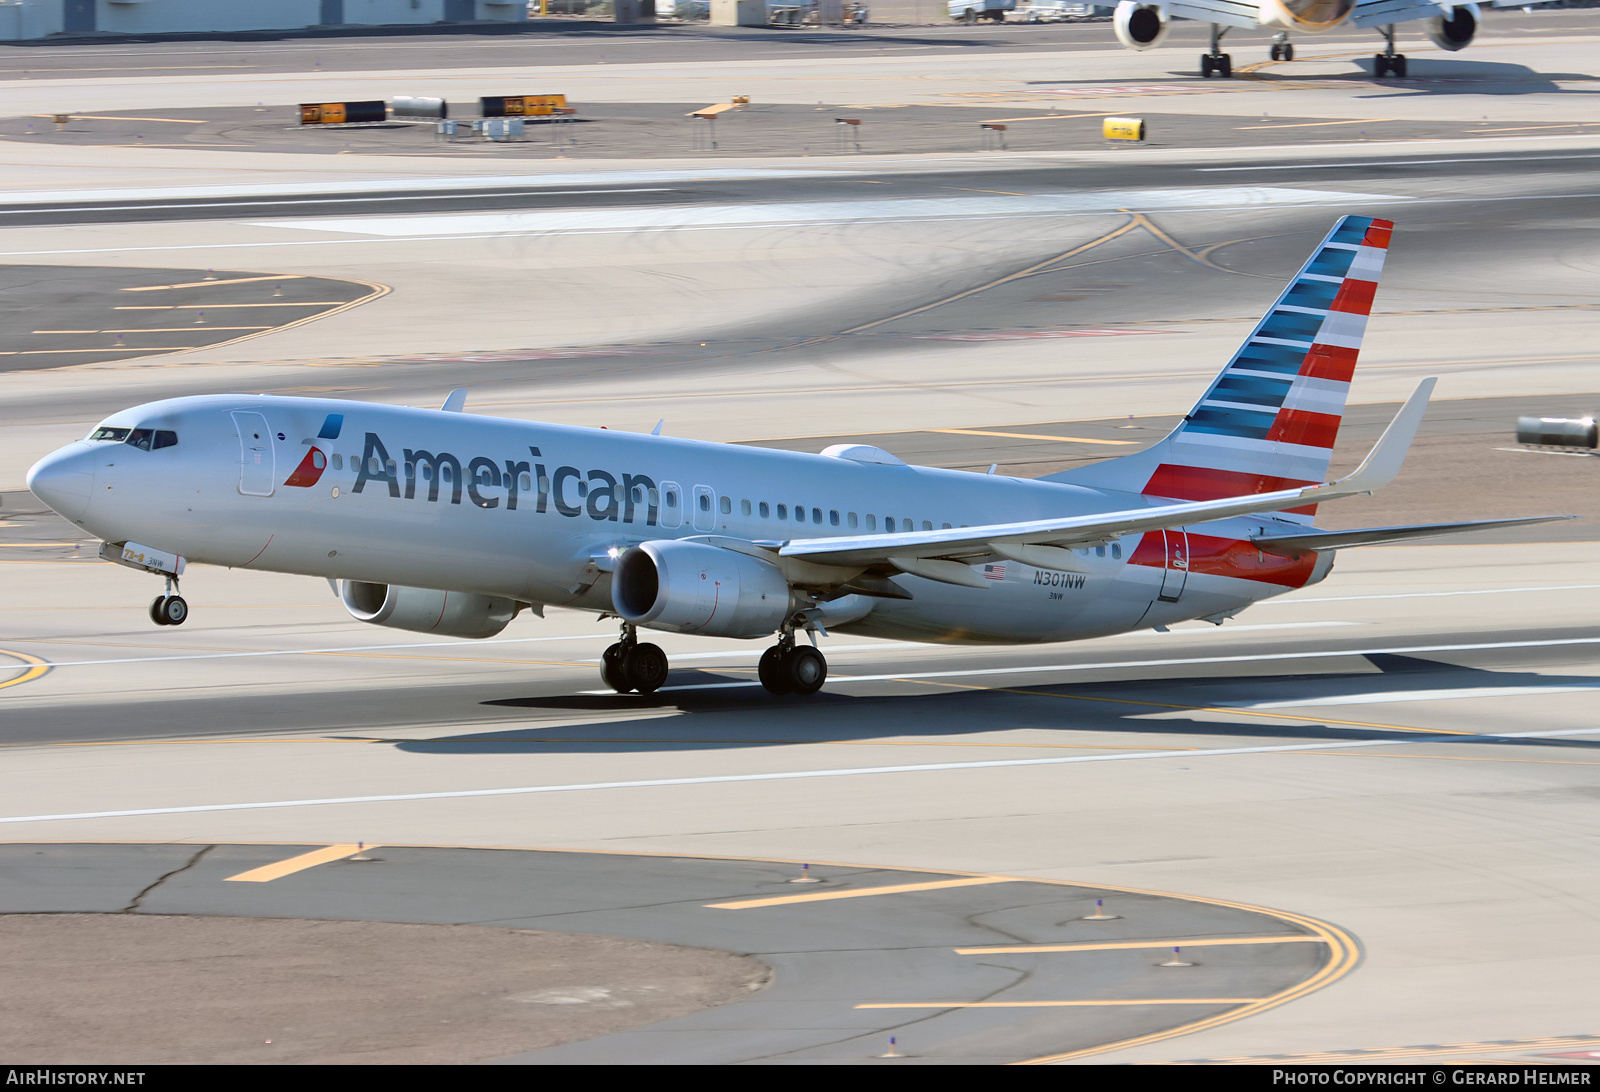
(1352, 0, 1450, 27)
(1253, 515, 1577, 556)
(1166, 0, 1261, 29)
(780, 380, 1436, 579)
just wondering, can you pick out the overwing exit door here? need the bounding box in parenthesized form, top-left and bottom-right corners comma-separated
(1158, 529, 1189, 602)
(231, 411, 275, 496)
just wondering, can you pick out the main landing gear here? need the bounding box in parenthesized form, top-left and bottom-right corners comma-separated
(1269, 32, 1294, 62)
(1200, 24, 1231, 78)
(601, 623, 670, 695)
(1373, 24, 1407, 78)
(148, 575, 188, 626)
(757, 627, 827, 697)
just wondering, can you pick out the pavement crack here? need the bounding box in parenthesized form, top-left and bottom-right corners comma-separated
(123, 845, 212, 913)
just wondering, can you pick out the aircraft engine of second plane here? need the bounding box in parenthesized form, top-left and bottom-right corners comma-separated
(341, 580, 522, 639)
(613, 541, 794, 639)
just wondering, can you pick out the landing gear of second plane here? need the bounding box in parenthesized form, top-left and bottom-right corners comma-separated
(600, 622, 828, 697)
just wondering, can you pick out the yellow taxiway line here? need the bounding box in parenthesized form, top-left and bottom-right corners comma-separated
(224, 843, 379, 883)
(707, 876, 1009, 909)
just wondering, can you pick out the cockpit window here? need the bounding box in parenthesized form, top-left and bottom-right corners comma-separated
(90, 427, 130, 443)
(122, 428, 178, 451)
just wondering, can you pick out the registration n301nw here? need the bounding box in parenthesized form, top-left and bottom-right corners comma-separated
(26, 217, 1568, 696)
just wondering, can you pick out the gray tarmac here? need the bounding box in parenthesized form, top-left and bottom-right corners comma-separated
(0, 844, 1332, 1065)
(1, 21, 1600, 1065)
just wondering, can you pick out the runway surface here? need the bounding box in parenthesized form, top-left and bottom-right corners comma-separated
(2, 19, 1599, 1064)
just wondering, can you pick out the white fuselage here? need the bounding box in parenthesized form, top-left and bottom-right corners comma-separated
(29, 394, 1333, 646)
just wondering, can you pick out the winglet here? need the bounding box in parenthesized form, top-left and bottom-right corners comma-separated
(1329, 377, 1435, 496)
(441, 389, 468, 413)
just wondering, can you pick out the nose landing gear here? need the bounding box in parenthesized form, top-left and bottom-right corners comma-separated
(1269, 32, 1293, 62)
(148, 575, 188, 626)
(758, 625, 828, 696)
(601, 623, 669, 695)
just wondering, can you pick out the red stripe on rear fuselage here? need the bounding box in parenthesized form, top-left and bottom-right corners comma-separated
(1128, 532, 1318, 588)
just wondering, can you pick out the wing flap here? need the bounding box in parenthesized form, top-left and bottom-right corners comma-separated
(1353, 0, 1447, 27)
(1167, 0, 1262, 29)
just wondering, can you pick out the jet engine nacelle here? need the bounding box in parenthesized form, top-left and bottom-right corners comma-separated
(1427, 3, 1479, 51)
(613, 540, 792, 639)
(1113, 1, 1169, 50)
(341, 581, 518, 639)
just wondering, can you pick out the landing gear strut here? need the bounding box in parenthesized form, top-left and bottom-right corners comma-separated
(148, 574, 188, 626)
(1269, 32, 1293, 62)
(601, 622, 669, 695)
(758, 624, 828, 696)
(1200, 24, 1231, 78)
(1373, 24, 1406, 78)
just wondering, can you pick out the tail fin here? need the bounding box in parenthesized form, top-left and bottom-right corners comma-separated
(1046, 215, 1394, 523)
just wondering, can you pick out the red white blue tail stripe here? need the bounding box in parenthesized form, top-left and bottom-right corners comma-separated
(1131, 215, 1392, 520)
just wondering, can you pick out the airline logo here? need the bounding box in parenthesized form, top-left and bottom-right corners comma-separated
(283, 413, 344, 489)
(1141, 215, 1392, 516)
(348, 433, 663, 525)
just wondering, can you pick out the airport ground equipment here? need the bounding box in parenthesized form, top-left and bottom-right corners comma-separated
(1103, 116, 1145, 141)
(1517, 416, 1598, 452)
(392, 96, 448, 120)
(951, 0, 1016, 20)
(299, 102, 386, 125)
(480, 95, 569, 118)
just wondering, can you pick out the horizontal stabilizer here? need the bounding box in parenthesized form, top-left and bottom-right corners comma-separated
(1254, 515, 1577, 557)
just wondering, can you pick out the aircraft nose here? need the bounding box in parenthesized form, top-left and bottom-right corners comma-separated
(26, 443, 96, 522)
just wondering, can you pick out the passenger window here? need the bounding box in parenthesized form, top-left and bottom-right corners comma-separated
(922, 520, 932, 531)
(521, 474, 532, 492)
(332, 454, 343, 470)
(848, 512, 858, 529)
(153, 430, 178, 450)
(866, 514, 876, 531)
(829, 510, 840, 526)
(760, 502, 770, 518)
(540, 476, 552, 493)
(1096, 545, 1106, 557)
(422, 464, 433, 481)
(720, 495, 731, 515)
(941, 523, 951, 530)
(369, 456, 381, 474)
(777, 504, 788, 519)
(1111, 543, 1122, 559)
(812, 508, 822, 524)
(885, 517, 896, 532)
(699, 493, 711, 512)
(741, 499, 751, 516)
(648, 487, 659, 506)
(126, 428, 154, 451)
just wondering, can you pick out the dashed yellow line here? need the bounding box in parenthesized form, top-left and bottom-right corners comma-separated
(225, 843, 378, 882)
(931, 428, 1134, 446)
(708, 876, 1009, 910)
(862, 998, 1264, 1009)
(956, 935, 1326, 955)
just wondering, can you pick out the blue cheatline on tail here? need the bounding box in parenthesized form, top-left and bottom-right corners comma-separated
(1050, 215, 1394, 521)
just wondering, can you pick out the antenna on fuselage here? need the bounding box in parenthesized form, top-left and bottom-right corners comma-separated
(441, 389, 468, 412)
(651, 419, 664, 436)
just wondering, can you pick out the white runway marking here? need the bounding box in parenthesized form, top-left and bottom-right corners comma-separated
(1266, 584, 1600, 605)
(1230, 685, 1600, 710)
(2, 728, 1594, 827)
(249, 187, 1400, 238)
(618, 635, 1600, 694)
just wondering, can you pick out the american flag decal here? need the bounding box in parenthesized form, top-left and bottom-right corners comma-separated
(984, 564, 1007, 581)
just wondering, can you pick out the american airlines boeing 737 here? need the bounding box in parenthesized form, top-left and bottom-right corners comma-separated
(25, 216, 1569, 697)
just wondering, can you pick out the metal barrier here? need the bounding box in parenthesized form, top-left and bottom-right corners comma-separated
(1517, 416, 1598, 451)
(980, 122, 1007, 150)
(299, 101, 387, 125)
(481, 95, 569, 118)
(392, 96, 447, 120)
